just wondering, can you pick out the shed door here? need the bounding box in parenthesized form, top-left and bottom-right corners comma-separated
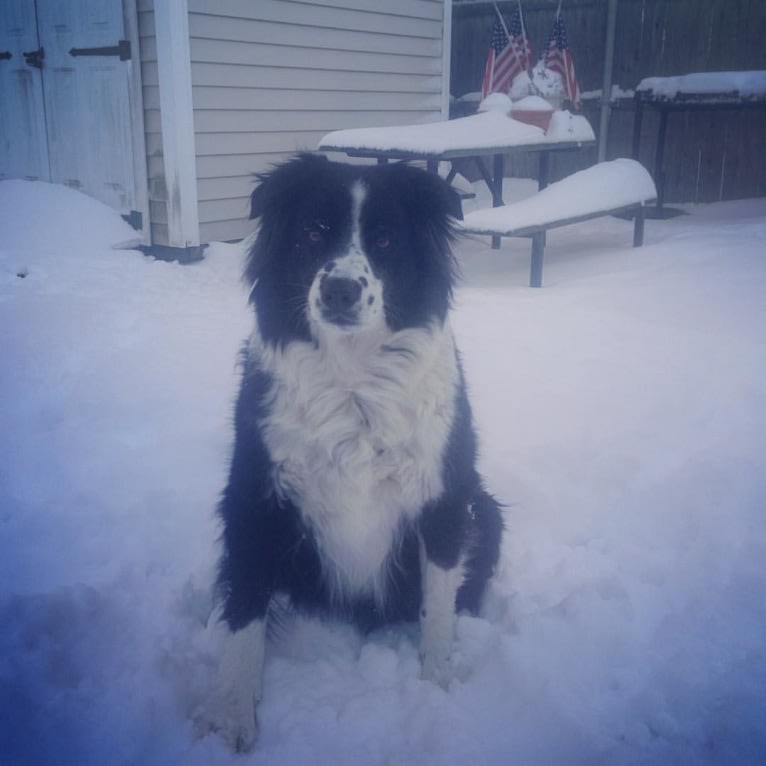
(0, 0, 137, 220)
(0, 0, 50, 181)
(36, 0, 136, 216)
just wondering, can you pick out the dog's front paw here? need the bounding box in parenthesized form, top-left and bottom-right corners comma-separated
(195, 617, 267, 751)
(193, 688, 259, 753)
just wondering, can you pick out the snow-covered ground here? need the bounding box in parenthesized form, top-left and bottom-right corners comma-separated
(1, 178, 765, 765)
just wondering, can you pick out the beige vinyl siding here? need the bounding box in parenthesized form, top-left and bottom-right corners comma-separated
(137, 0, 448, 246)
(187, 0, 447, 243)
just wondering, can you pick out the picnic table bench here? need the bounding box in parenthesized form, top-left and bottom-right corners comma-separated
(460, 159, 657, 287)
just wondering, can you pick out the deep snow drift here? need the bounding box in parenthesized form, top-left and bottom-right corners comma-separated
(1, 179, 765, 765)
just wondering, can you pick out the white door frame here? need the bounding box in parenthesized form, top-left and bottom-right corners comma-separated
(124, 0, 150, 244)
(153, 0, 200, 248)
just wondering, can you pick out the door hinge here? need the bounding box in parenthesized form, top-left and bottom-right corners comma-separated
(23, 47, 44, 69)
(69, 39, 131, 61)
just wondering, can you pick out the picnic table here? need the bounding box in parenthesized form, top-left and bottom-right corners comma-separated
(318, 110, 596, 212)
(632, 71, 766, 215)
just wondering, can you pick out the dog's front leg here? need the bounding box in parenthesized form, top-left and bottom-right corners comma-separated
(197, 617, 267, 752)
(418, 537, 465, 688)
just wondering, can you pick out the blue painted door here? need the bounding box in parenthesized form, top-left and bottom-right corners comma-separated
(0, 0, 138, 220)
(0, 0, 50, 181)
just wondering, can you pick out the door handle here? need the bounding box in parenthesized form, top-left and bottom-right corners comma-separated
(0, 51, 12, 61)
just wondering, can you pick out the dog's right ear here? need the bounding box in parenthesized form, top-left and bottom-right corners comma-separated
(249, 182, 267, 220)
(249, 153, 329, 221)
(245, 174, 278, 289)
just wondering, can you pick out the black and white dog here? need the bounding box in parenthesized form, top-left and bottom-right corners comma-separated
(201, 154, 502, 751)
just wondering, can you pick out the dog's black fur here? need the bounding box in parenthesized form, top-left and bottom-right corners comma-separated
(204, 154, 502, 750)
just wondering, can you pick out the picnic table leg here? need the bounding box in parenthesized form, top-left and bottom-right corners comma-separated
(538, 151, 551, 190)
(631, 98, 644, 159)
(530, 232, 545, 288)
(473, 157, 494, 190)
(654, 108, 669, 214)
(633, 204, 646, 247)
(491, 153, 504, 249)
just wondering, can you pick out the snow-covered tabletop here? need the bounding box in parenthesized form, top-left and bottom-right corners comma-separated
(318, 110, 595, 159)
(636, 71, 766, 103)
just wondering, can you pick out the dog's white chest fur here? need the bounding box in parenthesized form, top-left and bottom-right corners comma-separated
(251, 322, 458, 602)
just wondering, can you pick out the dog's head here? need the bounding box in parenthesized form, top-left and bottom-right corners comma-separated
(246, 154, 462, 346)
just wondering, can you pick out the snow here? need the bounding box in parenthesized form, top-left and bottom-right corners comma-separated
(319, 109, 595, 155)
(636, 70, 766, 99)
(580, 84, 636, 103)
(460, 159, 656, 234)
(478, 92, 513, 114)
(2, 178, 766, 765)
(0, 179, 143, 254)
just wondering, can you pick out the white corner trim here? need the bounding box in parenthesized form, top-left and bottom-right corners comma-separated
(441, 0, 453, 120)
(154, 0, 200, 247)
(124, 0, 150, 245)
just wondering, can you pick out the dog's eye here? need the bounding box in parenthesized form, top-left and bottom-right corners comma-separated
(303, 221, 329, 245)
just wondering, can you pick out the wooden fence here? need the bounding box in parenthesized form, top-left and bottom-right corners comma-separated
(451, 0, 766, 203)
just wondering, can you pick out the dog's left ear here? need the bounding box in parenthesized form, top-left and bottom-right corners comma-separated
(393, 164, 463, 223)
(439, 178, 464, 222)
(437, 179, 464, 222)
(447, 185, 463, 222)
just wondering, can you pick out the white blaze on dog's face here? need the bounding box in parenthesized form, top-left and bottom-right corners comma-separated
(306, 182, 385, 336)
(245, 155, 462, 348)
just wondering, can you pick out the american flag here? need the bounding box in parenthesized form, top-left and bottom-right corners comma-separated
(544, 12, 581, 108)
(480, 7, 533, 100)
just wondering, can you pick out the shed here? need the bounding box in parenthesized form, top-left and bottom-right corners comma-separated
(0, 0, 453, 259)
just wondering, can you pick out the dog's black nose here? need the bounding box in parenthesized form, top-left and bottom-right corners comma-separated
(320, 276, 362, 313)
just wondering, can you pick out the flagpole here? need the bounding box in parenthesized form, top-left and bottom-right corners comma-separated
(598, 0, 619, 161)
(516, 0, 530, 73)
(488, 1, 510, 94)
(492, 0, 526, 84)
(493, 2, 511, 42)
